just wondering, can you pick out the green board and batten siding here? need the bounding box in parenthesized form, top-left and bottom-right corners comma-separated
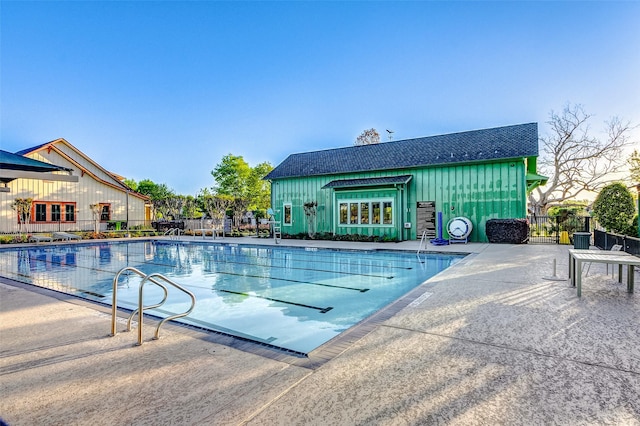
(266, 123, 541, 243)
(270, 160, 527, 242)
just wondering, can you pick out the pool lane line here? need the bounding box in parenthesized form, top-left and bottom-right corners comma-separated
(208, 270, 371, 292)
(189, 241, 421, 265)
(13, 253, 373, 294)
(203, 247, 415, 271)
(19, 250, 395, 281)
(196, 257, 395, 280)
(12, 246, 401, 280)
(216, 289, 334, 313)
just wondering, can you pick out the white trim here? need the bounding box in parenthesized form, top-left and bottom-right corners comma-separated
(283, 202, 293, 226)
(336, 197, 395, 227)
(0, 170, 78, 182)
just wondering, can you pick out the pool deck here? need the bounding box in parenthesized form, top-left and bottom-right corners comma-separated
(1, 237, 639, 425)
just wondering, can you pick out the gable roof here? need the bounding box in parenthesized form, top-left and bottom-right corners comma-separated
(265, 123, 538, 180)
(16, 139, 149, 201)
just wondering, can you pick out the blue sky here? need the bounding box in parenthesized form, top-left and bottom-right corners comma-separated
(2, 1, 639, 195)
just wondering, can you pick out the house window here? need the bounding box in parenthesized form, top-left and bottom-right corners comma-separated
(360, 202, 369, 224)
(51, 204, 61, 222)
(65, 205, 75, 222)
(100, 204, 111, 221)
(337, 199, 393, 226)
(31, 201, 77, 223)
(349, 203, 358, 224)
(383, 201, 393, 224)
(283, 203, 292, 226)
(339, 203, 348, 224)
(372, 202, 381, 224)
(35, 204, 47, 222)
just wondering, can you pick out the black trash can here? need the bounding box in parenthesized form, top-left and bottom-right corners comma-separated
(573, 232, 591, 249)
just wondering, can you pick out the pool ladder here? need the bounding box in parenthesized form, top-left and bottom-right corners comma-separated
(110, 266, 196, 346)
(164, 228, 181, 239)
(417, 230, 428, 254)
(273, 223, 282, 244)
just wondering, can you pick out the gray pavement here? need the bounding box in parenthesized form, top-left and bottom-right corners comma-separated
(1, 238, 639, 425)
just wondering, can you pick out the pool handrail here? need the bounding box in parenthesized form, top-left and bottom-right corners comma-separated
(111, 267, 168, 337)
(164, 228, 181, 239)
(138, 272, 196, 345)
(417, 230, 428, 255)
(111, 266, 196, 346)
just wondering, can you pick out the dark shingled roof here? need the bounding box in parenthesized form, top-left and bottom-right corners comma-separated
(323, 175, 413, 189)
(265, 123, 538, 180)
(14, 142, 52, 156)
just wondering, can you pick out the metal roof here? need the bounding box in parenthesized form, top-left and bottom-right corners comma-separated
(322, 175, 413, 189)
(0, 150, 72, 173)
(265, 123, 538, 180)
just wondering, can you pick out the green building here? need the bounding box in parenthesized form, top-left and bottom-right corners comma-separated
(264, 123, 546, 242)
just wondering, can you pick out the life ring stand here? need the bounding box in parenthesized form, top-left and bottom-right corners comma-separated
(447, 217, 472, 243)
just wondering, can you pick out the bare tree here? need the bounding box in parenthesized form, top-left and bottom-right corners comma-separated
(11, 198, 32, 235)
(164, 195, 185, 220)
(201, 194, 233, 231)
(355, 128, 381, 146)
(528, 104, 634, 214)
(90, 204, 102, 233)
(231, 197, 249, 230)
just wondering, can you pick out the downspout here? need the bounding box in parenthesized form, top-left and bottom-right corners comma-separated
(402, 184, 407, 241)
(332, 189, 337, 236)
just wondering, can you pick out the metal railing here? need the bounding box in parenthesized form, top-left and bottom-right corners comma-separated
(273, 223, 282, 244)
(164, 228, 182, 239)
(2, 219, 154, 234)
(417, 230, 428, 254)
(528, 215, 591, 244)
(594, 229, 640, 255)
(110, 267, 196, 346)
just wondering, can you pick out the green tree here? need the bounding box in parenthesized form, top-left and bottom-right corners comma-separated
(547, 203, 587, 237)
(246, 161, 273, 211)
(182, 195, 199, 219)
(591, 182, 635, 234)
(210, 154, 272, 214)
(123, 178, 138, 191)
(211, 154, 252, 198)
(136, 179, 174, 219)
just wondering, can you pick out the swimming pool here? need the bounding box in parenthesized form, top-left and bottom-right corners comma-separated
(0, 241, 464, 354)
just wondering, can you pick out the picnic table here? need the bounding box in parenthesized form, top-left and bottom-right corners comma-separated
(568, 249, 640, 297)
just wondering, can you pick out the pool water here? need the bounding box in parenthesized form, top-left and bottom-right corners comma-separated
(0, 241, 464, 354)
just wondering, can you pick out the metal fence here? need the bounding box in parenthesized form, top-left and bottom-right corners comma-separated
(3, 219, 154, 234)
(593, 229, 640, 255)
(528, 215, 591, 244)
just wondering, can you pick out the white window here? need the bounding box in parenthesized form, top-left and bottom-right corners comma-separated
(283, 203, 292, 226)
(337, 199, 393, 226)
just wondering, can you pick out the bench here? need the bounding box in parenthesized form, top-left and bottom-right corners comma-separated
(29, 234, 53, 243)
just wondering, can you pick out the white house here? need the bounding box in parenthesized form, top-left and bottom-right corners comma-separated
(0, 138, 149, 234)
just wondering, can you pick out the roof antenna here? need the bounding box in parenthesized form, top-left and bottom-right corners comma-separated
(386, 129, 394, 141)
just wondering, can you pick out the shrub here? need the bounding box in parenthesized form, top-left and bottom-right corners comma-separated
(486, 219, 529, 244)
(592, 182, 635, 234)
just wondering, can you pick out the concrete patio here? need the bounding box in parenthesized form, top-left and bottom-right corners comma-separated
(1, 238, 639, 425)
